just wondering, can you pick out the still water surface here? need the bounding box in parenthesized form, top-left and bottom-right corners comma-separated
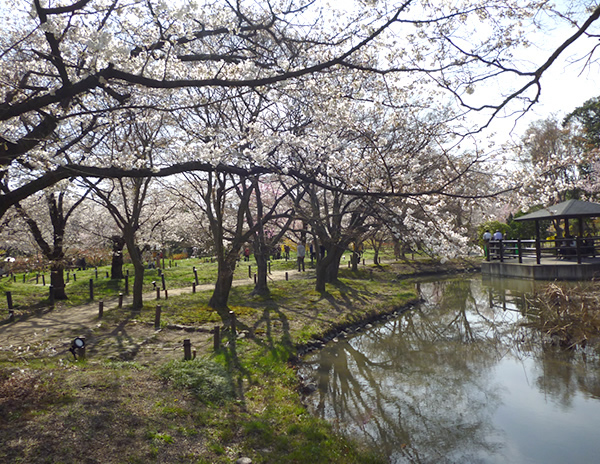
(300, 277, 600, 463)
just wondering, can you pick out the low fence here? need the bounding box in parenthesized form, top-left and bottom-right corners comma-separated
(486, 236, 599, 265)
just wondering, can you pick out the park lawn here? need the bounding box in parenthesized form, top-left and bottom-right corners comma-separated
(0, 256, 302, 316)
(0, 258, 480, 464)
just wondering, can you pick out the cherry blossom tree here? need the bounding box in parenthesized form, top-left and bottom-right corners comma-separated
(11, 185, 91, 299)
(1, 0, 599, 222)
(514, 117, 586, 206)
(81, 109, 175, 309)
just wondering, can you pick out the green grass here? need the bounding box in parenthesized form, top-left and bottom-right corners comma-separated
(0, 256, 319, 316)
(158, 358, 236, 405)
(0, 251, 415, 318)
(0, 255, 475, 463)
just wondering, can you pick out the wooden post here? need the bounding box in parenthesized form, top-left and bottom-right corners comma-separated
(192, 282, 196, 293)
(118, 293, 123, 308)
(98, 301, 104, 318)
(36, 274, 39, 284)
(499, 239, 504, 262)
(535, 220, 542, 265)
(229, 310, 236, 337)
(7, 291, 14, 321)
(23, 274, 26, 283)
(73, 273, 76, 282)
(48, 285, 55, 305)
(156, 288, 160, 300)
(183, 339, 192, 360)
(105, 271, 109, 278)
(254, 273, 257, 284)
(42, 274, 45, 286)
(89, 278, 94, 300)
(154, 305, 162, 330)
(95, 267, 98, 279)
(268, 262, 271, 274)
(285, 272, 288, 281)
(161, 274, 166, 291)
(125, 275, 129, 294)
(213, 326, 221, 351)
(248, 265, 251, 278)
(66, 272, 70, 283)
(576, 237, 582, 264)
(164, 289, 168, 300)
(518, 239, 523, 264)
(193, 267, 199, 285)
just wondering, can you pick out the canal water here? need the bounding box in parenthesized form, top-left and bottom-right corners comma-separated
(299, 276, 600, 463)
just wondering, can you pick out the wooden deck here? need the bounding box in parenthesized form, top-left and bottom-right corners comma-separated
(481, 256, 600, 280)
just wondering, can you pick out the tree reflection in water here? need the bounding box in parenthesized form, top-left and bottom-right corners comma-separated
(300, 277, 600, 463)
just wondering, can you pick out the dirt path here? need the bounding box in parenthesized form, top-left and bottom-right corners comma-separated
(0, 268, 312, 363)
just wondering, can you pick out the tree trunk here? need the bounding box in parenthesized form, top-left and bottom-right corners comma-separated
(111, 235, 125, 279)
(315, 246, 344, 292)
(131, 258, 145, 310)
(209, 250, 239, 315)
(253, 250, 269, 296)
(351, 251, 359, 271)
(325, 246, 345, 283)
(123, 229, 145, 310)
(315, 260, 328, 292)
(50, 263, 67, 300)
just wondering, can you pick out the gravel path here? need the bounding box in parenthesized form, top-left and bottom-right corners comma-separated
(0, 268, 312, 362)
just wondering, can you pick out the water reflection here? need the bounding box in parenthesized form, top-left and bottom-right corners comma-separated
(300, 277, 600, 463)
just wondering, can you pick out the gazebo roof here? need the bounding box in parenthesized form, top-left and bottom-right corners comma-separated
(514, 199, 600, 222)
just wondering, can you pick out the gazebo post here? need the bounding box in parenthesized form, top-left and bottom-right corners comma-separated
(578, 217, 585, 263)
(535, 220, 541, 265)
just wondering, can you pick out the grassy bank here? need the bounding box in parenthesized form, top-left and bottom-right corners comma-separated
(0, 258, 478, 463)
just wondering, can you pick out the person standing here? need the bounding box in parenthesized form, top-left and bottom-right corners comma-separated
(297, 242, 306, 272)
(482, 230, 492, 259)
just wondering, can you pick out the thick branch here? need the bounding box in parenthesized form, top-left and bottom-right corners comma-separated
(0, 4, 409, 121)
(0, 114, 58, 165)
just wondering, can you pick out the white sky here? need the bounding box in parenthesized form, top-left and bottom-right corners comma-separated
(479, 4, 600, 145)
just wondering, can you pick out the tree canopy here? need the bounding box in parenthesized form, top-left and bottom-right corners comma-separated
(2, 0, 600, 308)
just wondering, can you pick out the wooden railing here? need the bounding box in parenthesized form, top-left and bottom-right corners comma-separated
(485, 236, 599, 265)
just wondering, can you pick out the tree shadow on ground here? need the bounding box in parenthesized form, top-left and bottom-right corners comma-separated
(317, 280, 371, 312)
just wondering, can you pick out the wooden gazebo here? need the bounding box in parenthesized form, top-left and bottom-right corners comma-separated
(482, 200, 600, 280)
(514, 199, 600, 239)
